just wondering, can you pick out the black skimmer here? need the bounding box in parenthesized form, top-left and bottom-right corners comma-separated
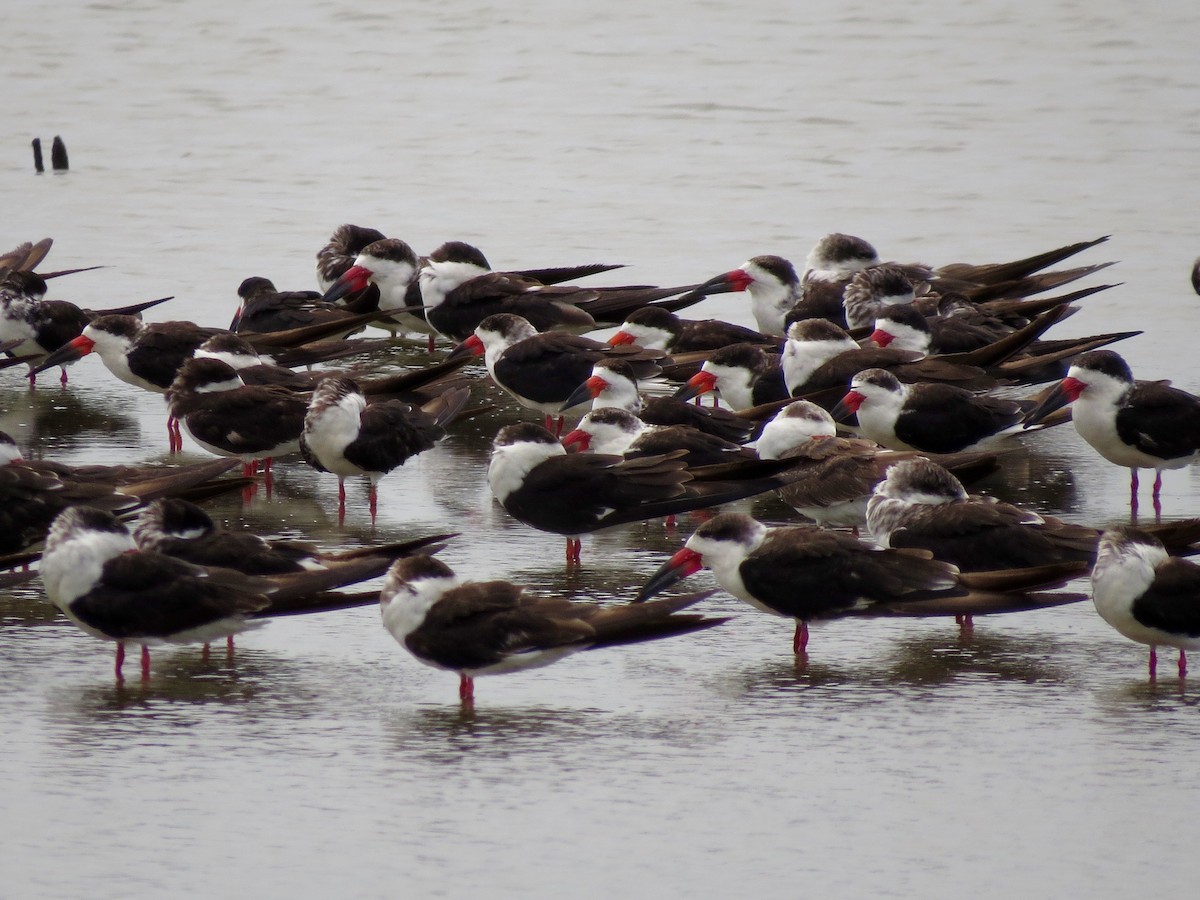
(636, 511, 1086, 654)
(841, 264, 922, 331)
(561, 407, 756, 467)
(316, 224, 387, 293)
(487, 422, 799, 563)
(1023, 350, 1200, 519)
(672, 344, 788, 412)
(449, 313, 664, 435)
(607, 306, 780, 354)
(559, 359, 755, 444)
(32, 311, 405, 451)
(419, 240, 701, 343)
(805, 233, 1114, 327)
(779, 318, 993, 397)
(41, 506, 450, 680)
(686, 255, 801, 336)
(165, 357, 308, 478)
(194, 332, 473, 405)
(133, 497, 453, 578)
(379, 554, 725, 702)
(1091, 526, 1200, 680)
(865, 458, 1200, 571)
(419, 241, 609, 342)
(755, 400, 999, 529)
(320, 237, 432, 341)
(0, 430, 241, 556)
(832, 368, 1052, 453)
(34, 314, 225, 451)
(0, 270, 173, 385)
(867, 295, 1137, 383)
(230, 276, 367, 337)
(300, 376, 470, 523)
(41, 507, 269, 680)
(0, 237, 103, 282)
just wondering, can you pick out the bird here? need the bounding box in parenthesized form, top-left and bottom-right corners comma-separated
(672, 344, 789, 412)
(0, 270, 173, 385)
(315, 224, 388, 293)
(40, 506, 453, 680)
(32, 311, 404, 451)
(319, 237, 432, 342)
(1022, 350, 1200, 519)
(831, 368, 1055, 453)
(300, 376, 470, 524)
(805, 233, 1115, 329)
(229, 276, 367, 337)
(755, 400, 1000, 529)
(449, 313, 664, 435)
(132, 496, 454, 578)
(559, 358, 755, 444)
(607, 305, 780, 354)
(636, 511, 1087, 655)
(685, 255, 802, 336)
(778, 318, 994, 397)
(865, 457, 1200, 571)
(0, 429, 243, 557)
(1091, 526, 1200, 680)
(487, 422, 800, 563)
(561, 407, 756, 467)
(41, 506, 272, 680)
(379, 554, 726, 702)
(165, 357, 309, 478)
(866, 297, 1137, 385)
(417, 239, 706, 344)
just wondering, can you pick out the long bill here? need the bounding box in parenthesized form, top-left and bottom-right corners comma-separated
(30, 334, 96, 375)
(1021, 377, 1080, 428)
(560, 375, 604, 412)
(446, 334, 486, 362)
(671, 370, 717, 403)
(636, 547, 704, 602)
(829, 390, 864, 423)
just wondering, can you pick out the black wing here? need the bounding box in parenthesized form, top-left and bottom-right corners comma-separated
(1116, 382, 1200, 461)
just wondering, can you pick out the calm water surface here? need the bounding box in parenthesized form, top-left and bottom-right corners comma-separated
(3, 1, 1199, 897)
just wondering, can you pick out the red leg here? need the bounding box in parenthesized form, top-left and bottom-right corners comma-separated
(227, 635, 235, 658)
(544, 414, 554, 432)
(554, 416, 564, 438)
(793, 621, 809, 654)
(1153, 470, 1163, 522)
(1179, 648, 1187, 679)
(1149, 646, 1158, 682)
(201, 643, 210, 662)
(1129, 469, 1139, 522)
(427, 334, 436, 354)
(59, 366, 69, 386)
(27, 370, 37, 390)
(115, 642, 126, 681)
(459, 673, 475, 703)
(140, 645, 151, 680)
(337, 479, 347, 526)
(369, 484, 378, 524)
(565, 537, 582, 564)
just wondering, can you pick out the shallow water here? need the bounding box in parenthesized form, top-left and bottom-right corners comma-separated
(3, 1, 1199, 896)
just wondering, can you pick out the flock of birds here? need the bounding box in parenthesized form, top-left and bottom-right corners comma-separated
(4, 228, 1200, 703)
